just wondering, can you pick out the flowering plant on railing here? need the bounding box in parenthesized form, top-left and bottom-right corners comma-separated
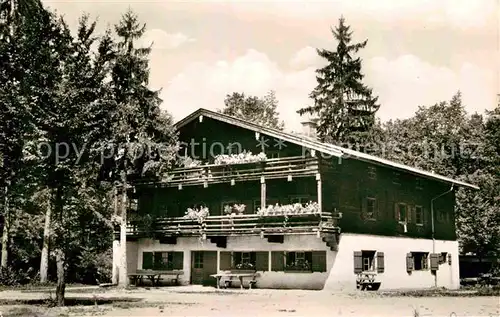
(285, 259, 311, 271)
(214, 151, 267, 165)
(256, 202, 320, 217)
(223, 204, 246, 215)
(178, 156, 202, 168)
(184, 207, 210, 223)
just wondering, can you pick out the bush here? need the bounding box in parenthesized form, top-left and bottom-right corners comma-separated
(74, 247, 112, 284)
(0, 266, 34, 286)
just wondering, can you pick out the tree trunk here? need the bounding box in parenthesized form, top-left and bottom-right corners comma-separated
(112, 186, 119, 285)
(55, 248, 65, 306)
(118, 173, 128, 287)
(40, 190, 52, 283)
(1, 185, 9, 270)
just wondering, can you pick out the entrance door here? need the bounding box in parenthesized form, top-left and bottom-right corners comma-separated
(191, 251, 217, 286)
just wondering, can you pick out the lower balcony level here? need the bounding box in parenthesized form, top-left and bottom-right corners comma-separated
(124, 211, 340, 239)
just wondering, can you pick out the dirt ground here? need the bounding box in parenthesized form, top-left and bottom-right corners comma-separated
(0, 285, 498, 317)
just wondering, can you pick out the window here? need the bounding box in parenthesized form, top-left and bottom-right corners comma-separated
(222, 201, 238, 215)
(415, 206, 423, 225)
(271, 251, 326, 272)
(254, 200, 261, 213)
(354, 251, 384, 273)
(439, 252, 448, 264)
(193, 252, 203, 269)
(143, 251, 184, 270)
(393, 172, 401, 185)
(437, 210, 446, 223)
(153, 252, 174, 270)
(285, 251, 313, 271)
(412, 252, 429, 270)
(129, 198, 138, 212)
(291, 196, 310, 206)
(222, 251, 269, 271)
(232, 252, 256, 270)
(226, 142, 242, 155)
(362, 251, 376, 271)
(367, 166, 377, 180)
(267, 151, 280, 159)
(416, 178, 423, 190)
(364, 197, 377, 220)
(396, 203, 407, 222)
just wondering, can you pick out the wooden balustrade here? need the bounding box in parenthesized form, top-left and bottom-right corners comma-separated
(126, 211, 340, 238)
(155, 156, 319, 187)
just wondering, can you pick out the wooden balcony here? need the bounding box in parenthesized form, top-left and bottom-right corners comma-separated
(154, 156, 319, 188)
(126, 211, 340, 238)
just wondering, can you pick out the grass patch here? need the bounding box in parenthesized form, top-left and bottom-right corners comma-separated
(378, 287, 500, 297)
(0, 296, 143, 307)
(111, 300, 198, 309)
(3, 306, 45, 317)
(0, 283, 90, 293)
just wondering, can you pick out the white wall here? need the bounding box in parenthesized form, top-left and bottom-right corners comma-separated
(137, 234, 333, 289)
(126, 241, 138, 274)
(324, 233, 460, 291)
(131, 233, 459, 290)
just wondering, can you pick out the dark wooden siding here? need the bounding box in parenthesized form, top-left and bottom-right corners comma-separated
(322, 158, 456, 240)
(178, 117, 306, 161)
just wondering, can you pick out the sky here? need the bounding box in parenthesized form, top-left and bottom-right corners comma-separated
(43, 0, 499, 132)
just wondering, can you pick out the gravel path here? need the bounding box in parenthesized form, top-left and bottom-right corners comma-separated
(0, 286, 498, 316)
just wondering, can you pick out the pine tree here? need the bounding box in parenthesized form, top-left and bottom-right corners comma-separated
(101, 9, 178, 288)
(298, 16, 379, 145)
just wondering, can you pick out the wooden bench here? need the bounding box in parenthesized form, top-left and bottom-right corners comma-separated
(129, 269, 184, 287)
(356, 272, 381, 291)
(211, 271, 258, 289)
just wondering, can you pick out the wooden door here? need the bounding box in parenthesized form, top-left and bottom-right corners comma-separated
(191, 251, 217, 286)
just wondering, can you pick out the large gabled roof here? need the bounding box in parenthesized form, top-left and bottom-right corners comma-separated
(175, 108, 479, 190)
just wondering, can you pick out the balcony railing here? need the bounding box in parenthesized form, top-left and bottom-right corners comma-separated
(155, 156, 319, 187)
(126, 211, 340, 238)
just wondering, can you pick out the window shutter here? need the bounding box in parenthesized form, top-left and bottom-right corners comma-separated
(394, 203, 399, 221)
(220, 251, 232, 270)
(374, 198, 379, 219)
(377, 252, 385, 273)
(154, 252, 162, 269)
(312, 251, 327, 272)
(406, 253, 413, 272)
(233, 252, 242, 265)
(430, 253, 439, 271)
(353, 251, 363, 273)
(143, 252, 153, 270)
(255, 251, 269, 271)
(271, 251, 284, 271)
(172, 252, 184, 270)
(407, 206, 413, 223)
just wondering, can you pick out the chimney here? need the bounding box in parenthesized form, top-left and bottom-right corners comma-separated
(297, 111, 318, 138)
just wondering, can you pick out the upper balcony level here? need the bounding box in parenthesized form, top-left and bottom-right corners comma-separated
(149, 155, 320, 188)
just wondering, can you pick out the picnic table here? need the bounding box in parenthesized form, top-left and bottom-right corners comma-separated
(210, 271, 258, 289)
(128, 269, 184, 286)
(356, 272, 381, 291)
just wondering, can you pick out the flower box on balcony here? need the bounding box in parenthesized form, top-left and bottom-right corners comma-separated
(214, 151, 267, 166)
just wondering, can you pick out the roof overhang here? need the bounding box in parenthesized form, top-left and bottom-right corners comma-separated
(175, 108, 479, 190)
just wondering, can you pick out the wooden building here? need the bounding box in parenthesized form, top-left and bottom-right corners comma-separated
(113, 108, 478, 290)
